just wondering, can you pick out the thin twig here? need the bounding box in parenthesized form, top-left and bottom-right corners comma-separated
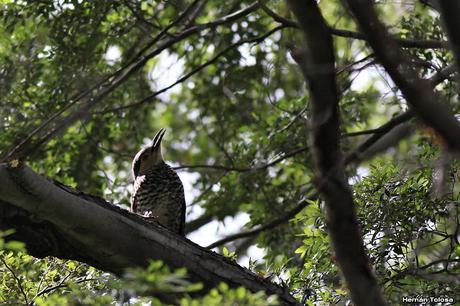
(0, 256, 30, 305)
(206, 189, 314, 249)
(102, 25, 285, 113)
(2, 2, 261, 162)
(205, 62, 457, 249)
(188, 171, 229, 207)
(36, 278, 99, 297)
(174, 146, 309, 172)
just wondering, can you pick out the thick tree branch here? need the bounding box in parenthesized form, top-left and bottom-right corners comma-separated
(260, 2, 447, 49)
(344, 0, 460, 152)
(287, 1, 386, 305)
(205, 62, 457, 251)
(438, 2, 460, 76)
(207, 112, 410, 248)
(345, 62, 457, 163)
(0, 164, 299, 306)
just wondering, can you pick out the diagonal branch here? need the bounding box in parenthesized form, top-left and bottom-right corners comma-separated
(260, 2, 447, 49)
(206, 192, 312, 249)
(102, 25, 286, 113)
(0, 256, 29, 304)
(206, 62, 458, 250)
(344, 111, 414, 164)
(343, 0, 460, 152)
(345, 62, 457, 164)
(0, 163, 299, 306)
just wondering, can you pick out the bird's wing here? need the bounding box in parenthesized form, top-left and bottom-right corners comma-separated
(131, 175, 145, 212)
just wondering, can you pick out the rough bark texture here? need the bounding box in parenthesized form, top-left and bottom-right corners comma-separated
(0, 163, 299, 306)
(286, 1, 387, 305)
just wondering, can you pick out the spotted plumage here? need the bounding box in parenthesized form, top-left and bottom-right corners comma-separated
(131, 128, 186, 235)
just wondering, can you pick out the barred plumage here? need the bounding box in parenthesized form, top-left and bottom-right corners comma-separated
(131, 129, 186, 235)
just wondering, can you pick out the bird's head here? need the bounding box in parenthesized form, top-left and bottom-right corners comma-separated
(132, 128, 166, 178)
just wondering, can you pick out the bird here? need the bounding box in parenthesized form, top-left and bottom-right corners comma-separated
(131, 128, 186, 235)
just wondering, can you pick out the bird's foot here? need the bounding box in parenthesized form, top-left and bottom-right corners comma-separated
(142, 213, 159, 223)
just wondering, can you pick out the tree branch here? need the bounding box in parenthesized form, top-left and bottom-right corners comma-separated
(344, 62, 457, 164)
(102, 25, 286, 113)
(287, 1, 386, 305)
(207, 193, 312, 249)
(438, 2, 460, 74)
(260, 2, 447, 49)
(204, 62, 457, 252)
(0, 163, 299, 305)
(174, 146, 309, 172)
(344, 0, 460, 153)
(344, 111, 414, 164)
(0, 256, 29, 304)
(185, 213, 214, 234)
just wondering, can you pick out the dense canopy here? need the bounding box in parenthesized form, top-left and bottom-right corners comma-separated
(0, 0, 459, 305)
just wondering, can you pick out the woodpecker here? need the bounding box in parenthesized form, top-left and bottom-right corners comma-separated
(131, 128, 186, 235)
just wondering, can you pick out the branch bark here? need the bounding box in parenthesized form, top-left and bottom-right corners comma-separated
(438, 2, 460, 74)
(260, 3, 447, 49)
(286, 0, 387, 305)
(343, 0, 460, 153)
(0, 163, 299, 306)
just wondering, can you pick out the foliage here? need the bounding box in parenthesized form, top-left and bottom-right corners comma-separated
(0, 249, 111, 306)
(0, 252, 274, 306)
(115, 260, 203, 300)
(180, 283, 278, 306)
(0, 0, 459, 305)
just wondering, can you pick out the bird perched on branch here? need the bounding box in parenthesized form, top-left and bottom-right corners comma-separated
(131, 128, 186, 235)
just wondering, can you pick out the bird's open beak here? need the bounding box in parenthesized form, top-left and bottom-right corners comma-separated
(150, 128, 166, 152)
